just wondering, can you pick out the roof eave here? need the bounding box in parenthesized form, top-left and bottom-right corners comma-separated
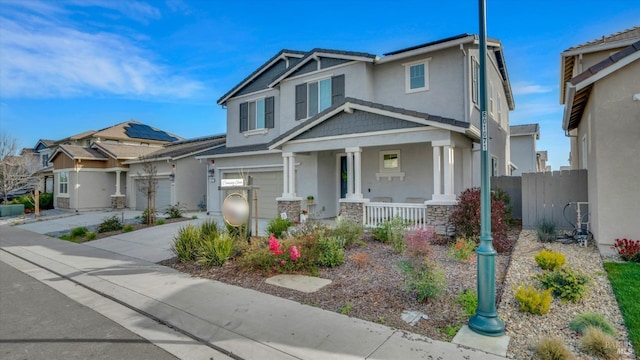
(561, 38, 639, 57)
(376, 35, 476, 65)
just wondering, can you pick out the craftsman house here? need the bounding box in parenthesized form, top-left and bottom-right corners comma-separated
(198, 33, 515, 229)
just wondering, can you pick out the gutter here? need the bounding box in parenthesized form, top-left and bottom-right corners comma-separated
(562, 82, 576, 132)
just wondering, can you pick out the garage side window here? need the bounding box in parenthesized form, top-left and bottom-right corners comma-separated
(59, 171, 68, 195)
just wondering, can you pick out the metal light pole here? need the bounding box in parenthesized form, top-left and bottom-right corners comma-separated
(468, 0, 505, 337)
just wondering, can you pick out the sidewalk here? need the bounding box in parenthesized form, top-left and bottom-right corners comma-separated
(0, 225, 502, 360)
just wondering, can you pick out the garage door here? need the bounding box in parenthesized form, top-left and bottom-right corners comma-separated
(223, 171, 283, 219)
(136, 179, 171, 211)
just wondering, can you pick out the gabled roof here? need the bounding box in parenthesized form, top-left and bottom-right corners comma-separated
(217, 49, 306, 105)
(195, 143, 273, 158)
(564, 26, 640, 53)
(384, 33, 473, 56)
(57, 120, 181, 144)
(50, 145, 107, 162)
(563, 39, 640, 131)
(91, 143, 161, 160)
(127, 134, 227, 162)
(267, 48, 377, 88)
(510, 124, 540, 138)
(34, 139, 55, 149)
(269, 97, 470, 149)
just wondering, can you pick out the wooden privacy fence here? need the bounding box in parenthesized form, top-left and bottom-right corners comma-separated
(521, 170, 588, 230)
(492, 175, 522, 219)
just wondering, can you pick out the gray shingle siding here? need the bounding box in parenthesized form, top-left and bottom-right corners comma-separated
(295, 110, 425, 140)
(320, 57, 350, 69)
(236, 59, 288, 97)
(291, 59, 318, 78)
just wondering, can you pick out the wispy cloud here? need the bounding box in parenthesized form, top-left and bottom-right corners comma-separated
(0, 1, 202, 99)
(512, 81, 553, 95)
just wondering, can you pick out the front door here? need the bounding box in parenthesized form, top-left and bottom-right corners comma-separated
(340, 155, 348, 199)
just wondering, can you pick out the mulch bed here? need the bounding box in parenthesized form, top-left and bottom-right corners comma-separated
(161, 225, 520, 342)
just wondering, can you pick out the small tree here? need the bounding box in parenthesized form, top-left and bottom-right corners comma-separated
(1, 133, 39, 203)
(136, 159, 158, 225)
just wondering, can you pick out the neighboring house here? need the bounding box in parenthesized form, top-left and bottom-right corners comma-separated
(49, 121, 182, 210)
(560, 26, 640, 252)
(510, 124, 549, 175)
(32, 139, 55, 193)
(124, 135, 226, 212)
(198, 33, 515, 229)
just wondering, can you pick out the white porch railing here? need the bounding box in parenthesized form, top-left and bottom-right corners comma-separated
(363, 202, 428, 228)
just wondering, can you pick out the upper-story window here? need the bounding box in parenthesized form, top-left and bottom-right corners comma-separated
(491, 156, 498, 176)
(404, 58, 430, 93)
(41, 153, 49, 168)
(240, 96, 274, 132)
(488, 81, 494, 115)
(295, 74, 344, 120)
(497, 93, 502, 126)
(472, 57, 479, 105)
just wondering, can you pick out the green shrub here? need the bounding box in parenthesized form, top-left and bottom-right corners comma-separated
(580, 326, 619, 360)
(536, 267, 590, 302)
(10, 195, 34, 209)
(535, 249, 566, 270)
(373, 217, 406, 253)
(70, 227, 88, 238)
(533, 337, 575, 360)
(449, 187, 513, 253)
(198, 233, 235, 267)
(536, 219, 558, 243)
(236, 240, 274, 271)
(39, 192, 54, 209)
(455, 289, 478, 317)
(164, 202, 186, 219)
(85, 232, 97, 240)
(339, 301, 352, 315)
(98, 215, 123, 233)
(514, 285, 552, 315)
(570, 312, 617, 336)
(492, 187, 514, 225)
(123, 224, 134, 232)
(317, 237, 345, 267)
(398, 259, 447, 302)
(226, 223, 246, 239)
(447, 237, 477, 262)
(156, 219, 165, 225)
(266, 216, 292, 238)
(333, 218, 364, 247)
(171, 224, 202, 262)
(141, 208, 156, 225)
(200, 219, 221, 238)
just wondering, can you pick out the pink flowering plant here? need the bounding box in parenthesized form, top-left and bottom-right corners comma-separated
(267, 235, 304, 272)
(612, 238, 640, 262)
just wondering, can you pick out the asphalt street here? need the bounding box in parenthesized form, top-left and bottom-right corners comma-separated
(0, 259, 178, 360)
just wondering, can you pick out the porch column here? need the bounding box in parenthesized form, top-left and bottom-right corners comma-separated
(282, 154, 290, 197)
(462, 147, 472, 190)
(289, 153, 296, 197)
(347, 147, 363, 199)
(115, 170, 122, 195)
(346, 149, 354, 198)
(432, 145, 442, 197)
(443, 145, 454, 197)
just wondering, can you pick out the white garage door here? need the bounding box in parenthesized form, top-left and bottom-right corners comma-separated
(223, 171, 283, 219)
(136, 179, 171, 212)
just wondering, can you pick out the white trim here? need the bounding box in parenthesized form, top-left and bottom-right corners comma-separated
(195, 149, 281, 160)
(377, 35, 475, 64)
(575, 51, 640, 92)
(225, 88, 273, 102)
(216, 163, 284, 171)
(279, 62, 358, 85)
(404, 58, 431, 93)
(561, 39, 640, 57)
(243, 128, 269, 137)
(284, 127, 440, 146)
(270, 53, 373, 87)
(378, 149, 402, 173)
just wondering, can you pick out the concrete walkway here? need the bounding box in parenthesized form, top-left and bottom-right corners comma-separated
(0, 223, 502, 359)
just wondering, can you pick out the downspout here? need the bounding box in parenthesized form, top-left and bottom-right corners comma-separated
(460, 44, 469, 124)
(75, 159, 80, 212)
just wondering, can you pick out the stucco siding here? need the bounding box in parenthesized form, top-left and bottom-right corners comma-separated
(175, 158, 207, 211)
(226, 88, 281, 147)
(511, 136, 537, 175)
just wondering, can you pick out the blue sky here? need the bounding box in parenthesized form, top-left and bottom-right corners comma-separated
(1, 0, 638, 169)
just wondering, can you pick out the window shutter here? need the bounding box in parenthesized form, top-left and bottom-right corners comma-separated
(295, 83, 307, 120)
(265, 96, 274, 128)
(331, 74, 345, 105)
(239, 102, 248, 132)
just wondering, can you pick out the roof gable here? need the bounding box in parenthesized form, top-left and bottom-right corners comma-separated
(510, 124, 540, 138)
(50, 145, 107, 162)
(134, 134, 226, 161)
(91, 142, 161, 160)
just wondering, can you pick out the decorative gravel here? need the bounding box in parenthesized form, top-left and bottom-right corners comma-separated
(498, 230, 636, 359)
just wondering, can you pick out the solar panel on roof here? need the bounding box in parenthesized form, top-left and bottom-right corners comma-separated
(124, 123, 178, 142)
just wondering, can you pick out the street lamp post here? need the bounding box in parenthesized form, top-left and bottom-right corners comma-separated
(468, 0, 505, 337)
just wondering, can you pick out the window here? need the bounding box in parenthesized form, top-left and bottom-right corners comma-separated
(404, 59, 430, 93)
(41, 154, 49, 168)
(472, 57, 479, 105)
(239, 96, 274, 132)
(379, 150, 401, 172)
(489, 81, 494, 114)
(59, 171, 68, 195)
(295, 74, 345, 120)
(581, 134, 587, 169)
(497, 94, 502, 125)
(491, 156, 498, 176)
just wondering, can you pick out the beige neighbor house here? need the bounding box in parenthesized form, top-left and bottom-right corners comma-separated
(509, 124, 550, 175)
(197, 33, 515, 232)
(560, 26, 640, 253)
(123, 135, 226, 212)
(49, 121, 182, 210)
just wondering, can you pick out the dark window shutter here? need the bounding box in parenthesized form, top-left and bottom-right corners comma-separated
(265, 96, 274, 128)
(295, 83, 307, 120)
(239, 102, 248, 132)
(331, 74, 345, 105)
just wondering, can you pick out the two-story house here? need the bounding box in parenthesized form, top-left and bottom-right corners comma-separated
(198, 33, 515, 229)
(509, 124, 550, 175)
(49, 120, 182, 211)
(560, 26, 640, 252)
